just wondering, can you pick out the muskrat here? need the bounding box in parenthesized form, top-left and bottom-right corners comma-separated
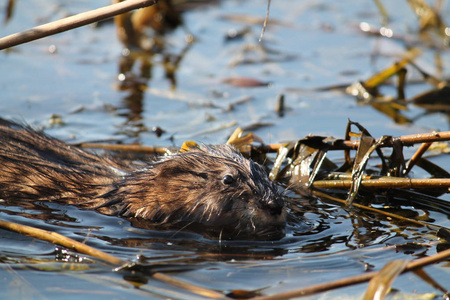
(0, 119, 286, 239)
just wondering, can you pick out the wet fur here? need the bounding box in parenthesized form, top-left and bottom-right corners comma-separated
(0, 119, 286, 239)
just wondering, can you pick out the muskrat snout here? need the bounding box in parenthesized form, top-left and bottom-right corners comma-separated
(261, 198, 284, 216)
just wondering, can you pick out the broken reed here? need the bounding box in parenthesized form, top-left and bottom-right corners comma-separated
(328, 131, 450, 150)
(312, 177, 450, 190)
(257, 130, 450, 193)
(264, 130, 450, 152)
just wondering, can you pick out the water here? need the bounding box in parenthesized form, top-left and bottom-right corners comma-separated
(0, 0, 449, 298)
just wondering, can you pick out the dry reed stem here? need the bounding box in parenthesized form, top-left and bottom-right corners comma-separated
(80, 143, 175, 154)
(0, 218, 225, 298)
(152, 273, 227, 299)
(251, 247, 450, 300)
(362, 260, 410, 300)
(81, 130, 450, 157)
(404, 142, 432, 175)
(0, 219, 125, 265)
(333, 131, 450, 150)
(312, 177, 450, 190)
(0, 0, 158, 50)
(264, 131, 450, 153)
(312, 190, 442, 229)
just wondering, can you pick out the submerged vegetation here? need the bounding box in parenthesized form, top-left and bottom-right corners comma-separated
(0, 0, 449, 299)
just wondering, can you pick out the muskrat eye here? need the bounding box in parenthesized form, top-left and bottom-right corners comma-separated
(222, 175, 235, 185)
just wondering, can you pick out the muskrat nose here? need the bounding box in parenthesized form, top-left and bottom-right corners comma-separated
(262, 199, 284, 216)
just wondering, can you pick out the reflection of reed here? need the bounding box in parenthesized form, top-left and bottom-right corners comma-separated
(114, 0, 182, 49)
(115, 41, 193, 126)
(113, 0, 194, 133)
(4, 0, 15, 24)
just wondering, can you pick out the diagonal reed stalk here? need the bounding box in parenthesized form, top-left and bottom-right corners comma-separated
(0, 218, 226, 299)
(0, 0, 158, 50)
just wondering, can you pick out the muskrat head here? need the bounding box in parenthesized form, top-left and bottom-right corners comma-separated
(111, 145, 286, 240)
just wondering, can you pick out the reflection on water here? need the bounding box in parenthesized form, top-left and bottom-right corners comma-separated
(113, 0, 195, 138)
(1, 190, 440, 256)
(2, 187, 444, 298)
(1, 0, 450, 298)
(114, 0, 183, 49)
(116, 42, 192, 119)
(0, 181, 447, 298)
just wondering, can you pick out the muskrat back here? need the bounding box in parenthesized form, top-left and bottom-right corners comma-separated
(0, 119, 286, 239)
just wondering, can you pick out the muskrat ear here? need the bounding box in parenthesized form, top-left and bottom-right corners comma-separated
(222, 175, 235, 185)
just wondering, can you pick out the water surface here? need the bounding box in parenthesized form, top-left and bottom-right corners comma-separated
(0, 0, 449, 298)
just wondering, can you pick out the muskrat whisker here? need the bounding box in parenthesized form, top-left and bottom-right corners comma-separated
(251, 219, 257, 233)
(170, 221, 196, 238)
(218, 229, 223, 245)
(283, 182, 299, 194)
